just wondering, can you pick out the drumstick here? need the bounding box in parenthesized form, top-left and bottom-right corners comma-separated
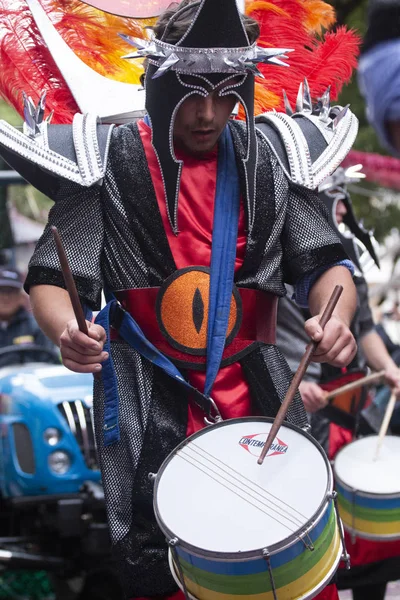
(257, 285, 343, 466)
(325, 370, 386, 401)
(51, 225, 89, 335)
(373, 391, 397, 461)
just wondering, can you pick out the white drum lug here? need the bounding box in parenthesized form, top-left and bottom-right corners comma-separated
(168, 537, 179, 547)
(262, 549, 278, 600)
(148, 472, 157, 483)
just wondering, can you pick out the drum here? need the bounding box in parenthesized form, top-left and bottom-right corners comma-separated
(334, 436, 400, 540)
(152, 417, 344, 600)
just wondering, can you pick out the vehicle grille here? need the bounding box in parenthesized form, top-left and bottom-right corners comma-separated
(58, 400, 98, 470)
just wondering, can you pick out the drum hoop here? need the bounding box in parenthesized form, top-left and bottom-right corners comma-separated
(334, 436, 400, 500)
(335, 473, 400, 500)
(154, 416, 334, 560)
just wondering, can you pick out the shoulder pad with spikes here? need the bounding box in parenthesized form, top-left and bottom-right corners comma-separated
(0, 103, 114, 200)
(255, 83, 358, 190)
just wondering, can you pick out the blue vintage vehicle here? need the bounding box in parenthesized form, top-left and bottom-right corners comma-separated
(0, 346, 122, 599)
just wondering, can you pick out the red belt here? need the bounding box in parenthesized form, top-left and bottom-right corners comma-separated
(111, 287, 277, 369)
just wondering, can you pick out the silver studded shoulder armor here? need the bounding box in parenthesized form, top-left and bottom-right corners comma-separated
(255, 81, 359, 190)
(0, 94, 113, 199)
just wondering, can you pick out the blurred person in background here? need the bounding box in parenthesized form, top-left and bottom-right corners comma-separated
(0, 266, 58, 367)
(358, 0, 400, 155)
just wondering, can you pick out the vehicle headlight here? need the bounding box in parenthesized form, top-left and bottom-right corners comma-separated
(48, 451, 71, 474)
(43, 428, 61, 446)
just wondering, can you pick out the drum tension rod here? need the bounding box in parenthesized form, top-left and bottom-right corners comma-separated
(168, 538, 191, 600)
(329, 491, 351, 569)
(298, 529, 314, 551)
(351, 489, 358, 546)
(262, 549, 278, 600)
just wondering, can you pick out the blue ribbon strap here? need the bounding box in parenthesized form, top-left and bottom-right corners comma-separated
(95, 302, 120, 445)
(205, 126, 240, 396)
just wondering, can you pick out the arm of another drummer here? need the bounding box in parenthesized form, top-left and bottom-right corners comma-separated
(304, 266, 357, 368)
(361, 330, 400, 396)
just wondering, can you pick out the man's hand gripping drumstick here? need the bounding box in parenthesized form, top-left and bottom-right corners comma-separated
(258, 286, 344, 465)
(51, 226, 107, 374)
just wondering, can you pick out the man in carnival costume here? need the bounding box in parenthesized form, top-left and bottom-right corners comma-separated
(0, 0, 360, 598)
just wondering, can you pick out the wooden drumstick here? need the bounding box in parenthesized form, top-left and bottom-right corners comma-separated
(325, 370, 386, 401)
(51, 226, 89, 335)
(373, 391, 397, 461)
(257, 285, 343, 465)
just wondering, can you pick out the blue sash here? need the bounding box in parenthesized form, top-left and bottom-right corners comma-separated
(96, 125, 240, 445)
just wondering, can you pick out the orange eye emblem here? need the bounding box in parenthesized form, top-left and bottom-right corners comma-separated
(156, 267, 242, 355)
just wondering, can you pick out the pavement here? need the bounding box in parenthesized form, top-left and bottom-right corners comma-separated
(339, 581, 400, 599)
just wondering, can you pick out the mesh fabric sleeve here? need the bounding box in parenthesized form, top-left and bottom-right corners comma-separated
(281, 183, 349, 285)
(24, 181, 104, 310)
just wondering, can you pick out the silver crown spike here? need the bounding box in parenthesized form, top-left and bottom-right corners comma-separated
(152, 53, 180, 78)
(23, 91, 46, 137)
(118, 33, 147, 49)
(332, 104, 350, 129)
(35, 90, 47, 125)
(295, 82, 303, 112)
(302, 78, 312, 113)
(282, 89, 293, 116)
(318, 86, 331, 122)
(46, 109, 54, 124)
(244, 62, 265, 78)
(254, 47, 293, 66)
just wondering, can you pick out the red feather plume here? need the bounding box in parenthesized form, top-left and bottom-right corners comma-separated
(245, 0, 360, 115)
(0, 2, 79, 123)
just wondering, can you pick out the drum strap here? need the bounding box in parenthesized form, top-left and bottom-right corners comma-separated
(96, 125, 240, 446)
(205, 124, 240, 395)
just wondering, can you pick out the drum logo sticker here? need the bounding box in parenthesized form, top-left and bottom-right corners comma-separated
(239, 433, 288, 458)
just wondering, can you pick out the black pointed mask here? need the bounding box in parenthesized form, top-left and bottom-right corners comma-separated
(123, 0, 291, 233)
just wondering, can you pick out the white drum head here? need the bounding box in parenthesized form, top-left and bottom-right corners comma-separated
(155, 418, 330, 555)
(335, 436, 400, 495)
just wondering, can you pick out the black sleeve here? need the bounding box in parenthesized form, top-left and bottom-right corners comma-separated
(24, 182, 104, 310)
(281, 183, 349, 284)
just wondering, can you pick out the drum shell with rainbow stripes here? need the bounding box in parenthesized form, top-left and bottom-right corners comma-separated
(154, 417, 343, 600)
(334, 436, 400, 541)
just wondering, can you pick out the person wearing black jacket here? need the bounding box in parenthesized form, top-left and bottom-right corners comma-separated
(0, 266, 58, 368)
